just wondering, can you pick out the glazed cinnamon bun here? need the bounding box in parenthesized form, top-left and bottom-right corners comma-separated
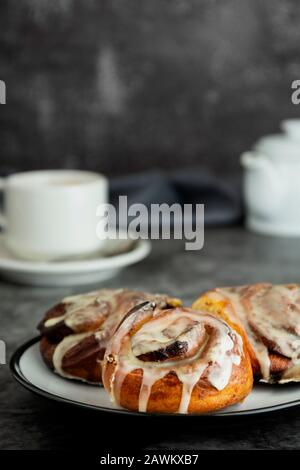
(193, 283, 300, 383)
(102, 303, 253, 414)
(38, 289, 181, 383)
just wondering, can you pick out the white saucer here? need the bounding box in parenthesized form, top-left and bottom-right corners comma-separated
(11, 338, 300, 417)
(0, 233, 151, 286)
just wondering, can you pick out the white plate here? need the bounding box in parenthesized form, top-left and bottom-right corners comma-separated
(11, 338, 300, 416)
(0, 233, 151, 286)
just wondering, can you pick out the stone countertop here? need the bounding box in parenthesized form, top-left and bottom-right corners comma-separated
(1, 227, 300, 450)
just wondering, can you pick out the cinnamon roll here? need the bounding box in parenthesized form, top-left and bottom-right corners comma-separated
(38, 289, 181, 383)
(193, 283, 300, 383)
(102, 303, 253, 414)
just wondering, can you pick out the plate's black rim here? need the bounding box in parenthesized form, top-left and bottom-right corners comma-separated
(10, 336, 300, 417)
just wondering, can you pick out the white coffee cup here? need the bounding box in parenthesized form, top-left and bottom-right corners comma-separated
(0, 170, 108, 260)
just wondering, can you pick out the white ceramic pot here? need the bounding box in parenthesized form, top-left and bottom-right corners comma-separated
(241, 119, 300, 236)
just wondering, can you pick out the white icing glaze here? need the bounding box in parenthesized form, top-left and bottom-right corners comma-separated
(64, 289, 122, 330)
(210, 284, 300, 381)
(52, 332, 91, 380)
(44, 315, 65, 328)
(208, 288, 271, 380)
(104, 307, 243, 414)
(44, 289, 122, 330)
(45, 289, 172, 381)
(48, 289, 123, 379)
(131, 316, 205, 357)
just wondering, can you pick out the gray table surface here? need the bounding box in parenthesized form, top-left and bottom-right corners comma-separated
(1, 227, 300, 450)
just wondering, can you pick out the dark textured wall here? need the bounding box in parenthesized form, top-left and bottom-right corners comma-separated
(1, 0, 300, 177)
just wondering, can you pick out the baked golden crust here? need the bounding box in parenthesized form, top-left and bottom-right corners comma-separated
(104, 356, 253, 414)
(102, 305, 253, 414)
(38, 289, 181, 383)
(192, 286, 295, 383)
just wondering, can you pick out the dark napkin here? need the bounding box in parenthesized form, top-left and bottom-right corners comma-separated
(109, 169, 242, 226)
